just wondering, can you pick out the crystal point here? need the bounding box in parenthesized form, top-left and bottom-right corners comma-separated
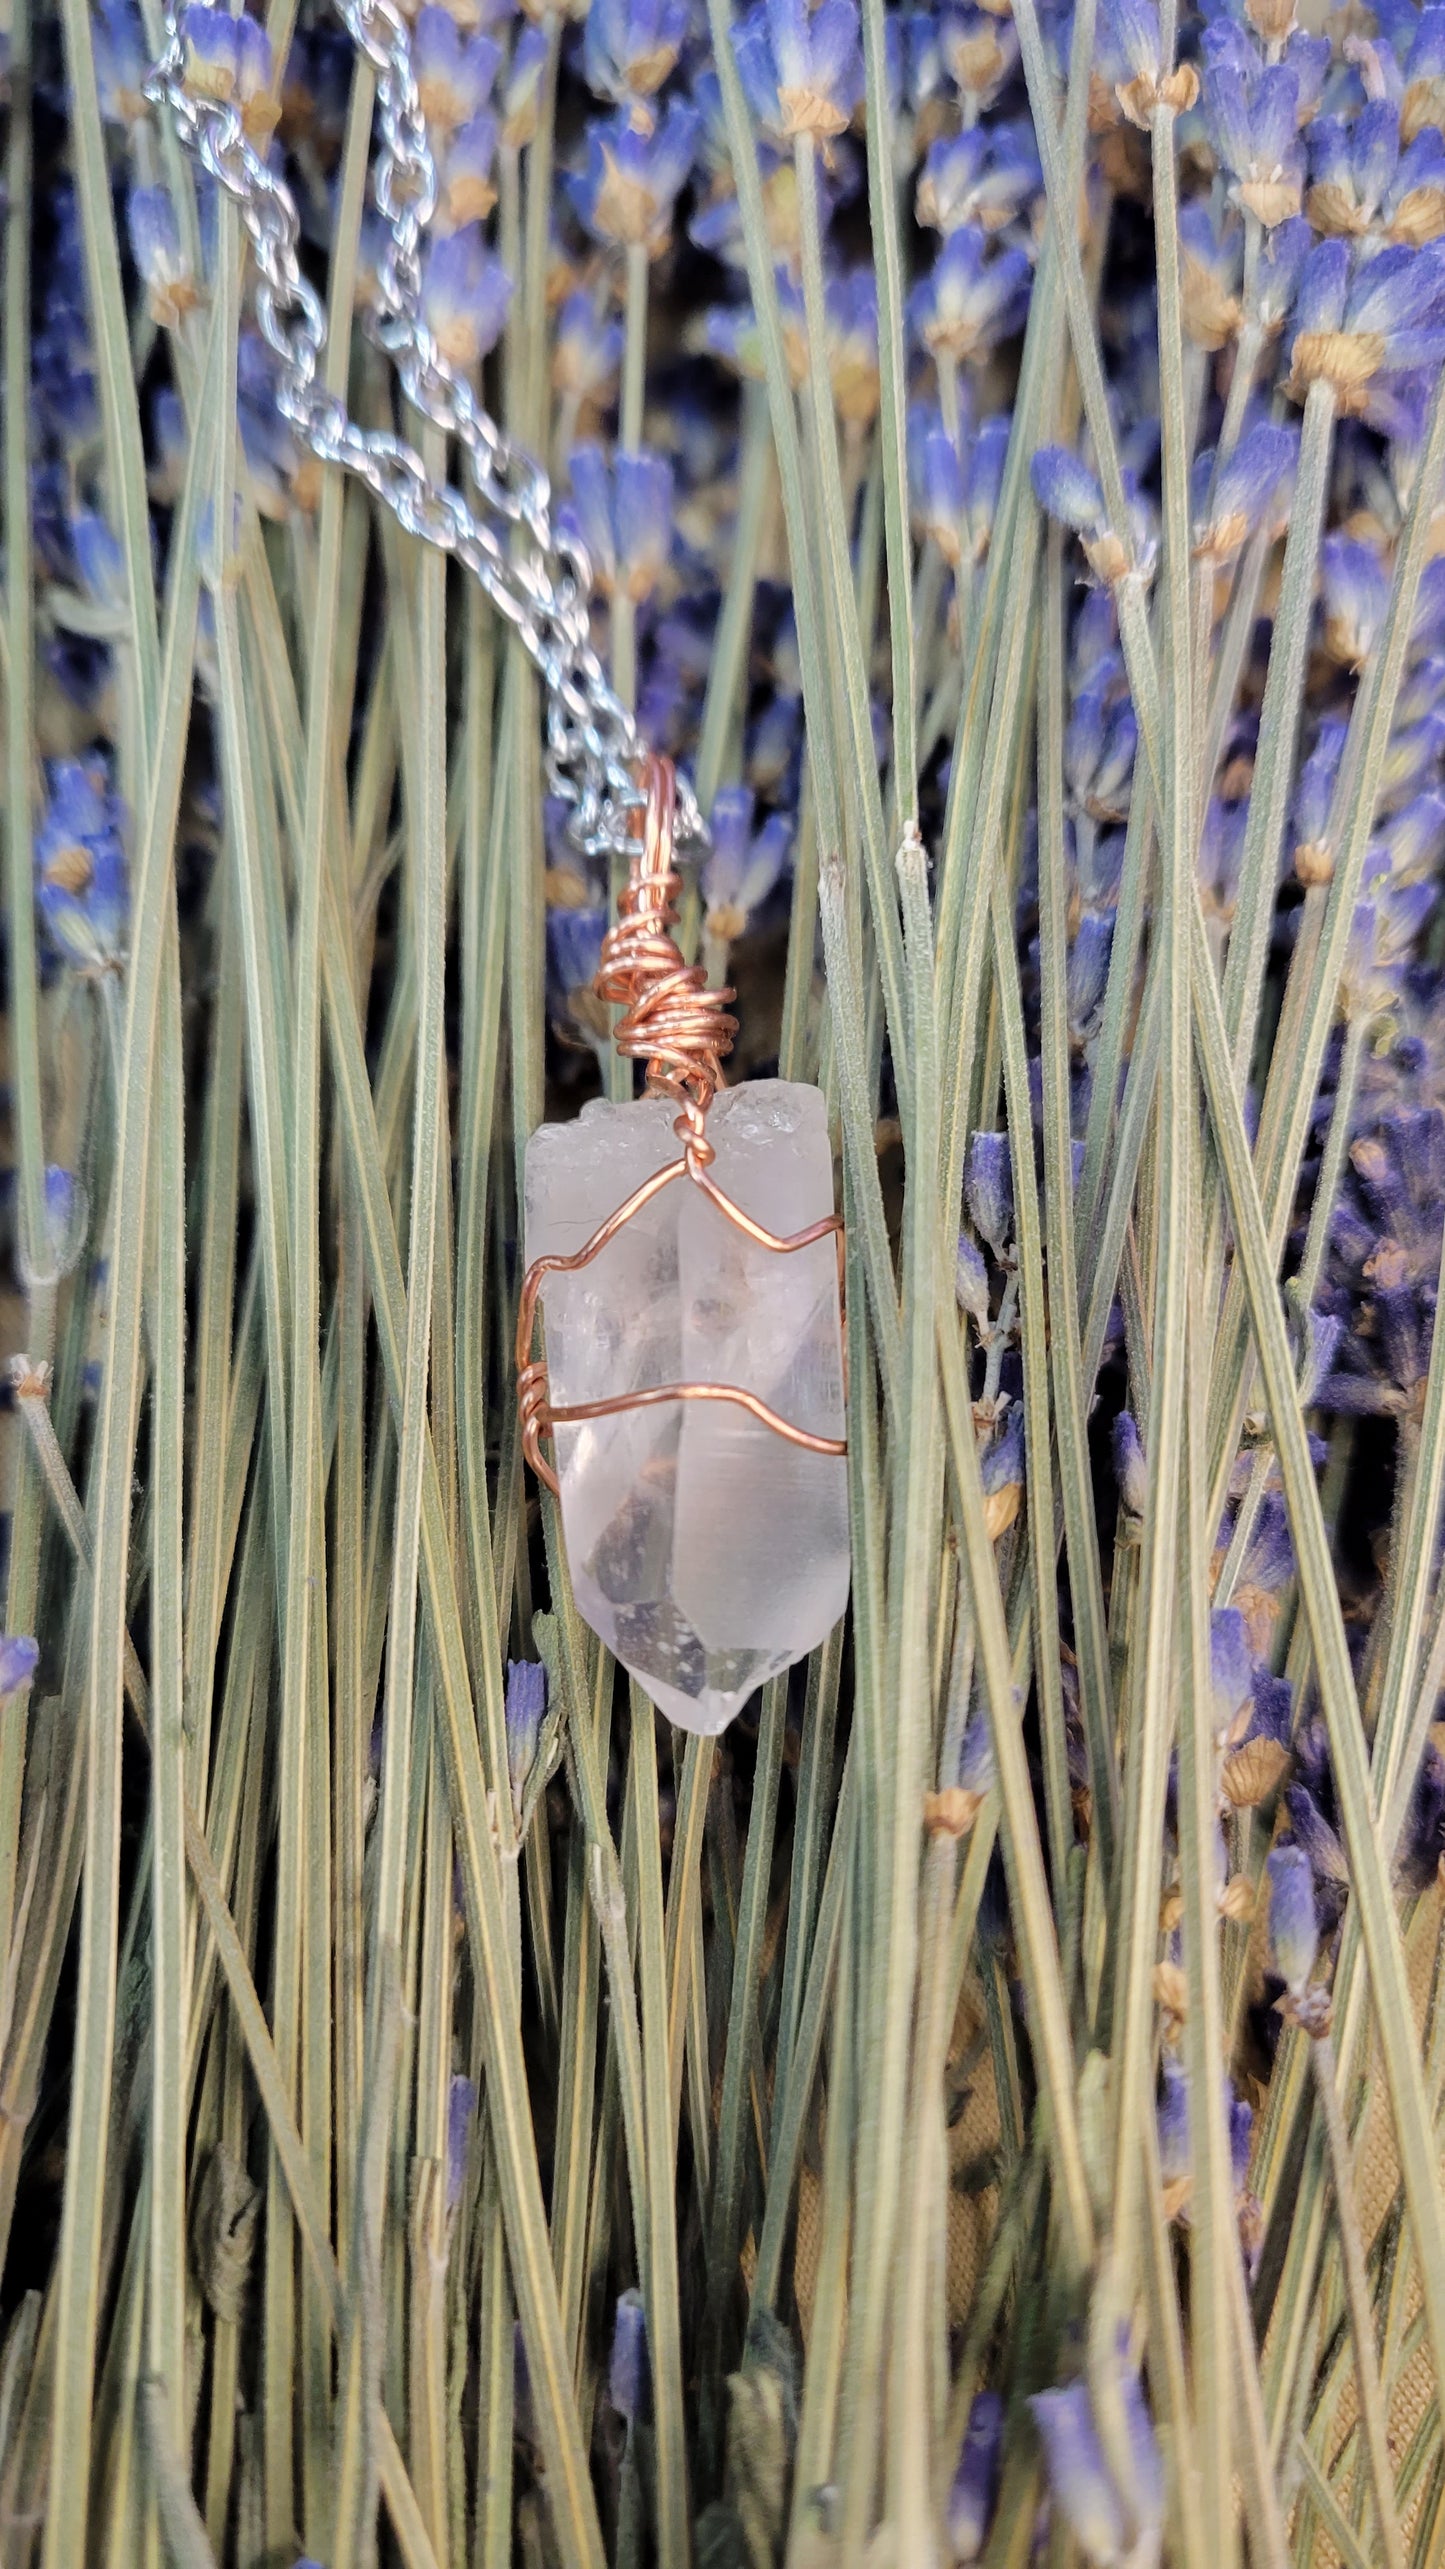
(525, 1081, 850, 1733)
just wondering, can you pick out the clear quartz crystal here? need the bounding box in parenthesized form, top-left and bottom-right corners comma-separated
(525, 1080, 850, 1733)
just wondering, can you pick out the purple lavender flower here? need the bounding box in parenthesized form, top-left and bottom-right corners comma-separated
(32, 190, 98, 449)
(413, 8, 500, 137)
(553, 291, 624, 412)
(570, 101, 701, 253)
(446, 2075, 478, 2212)
(1157, 2052, 1191, 2208)
(127, 186, 201, 332)
(1178, 202, 1244, 352)
(1230, 2090, 1255, 2193)
(824, 267, 881, 426)
(1029, 2365, 1164, 2568)
(1321, 533, 1391, 670)
(1399, 7, 1445, 145)
(1291, 715, 1347, 882)
(1221, 1489, 1295, 1656)
(732, 0, 863, 145)
(437, 112, 501, 229)
(1099, 0, 1166, 94)
(0, 1638, 39, 1704)
(947, 2391, 1005, 2562)
(887, 5, 949, 162)
(1065, 654, 1137, 822)
(94, 0, 150, 124)
(608, 2287, 650, 2422)
(1209, 1607, 1254, 1748)
(546, 905, 608, 1032)
(958, 1710, 996, 1800)
(701, 787, 792, 941)
(964, 415, 1012, 558)
(181, 4, 275, 137)
(70, 511, 129, 611)
(1266, 1843, 1318, 1999)
(499, 23, 549, 149)
(583, 0, 689, 123)
(505, 1658, 548, 1826)
(1192, 422, 1298, 563)
(1382, 792, 1445, 889)
(1308, 102, 1445, 248)
(979, 1405, 1025, 1531)
(916, 120, 1041, 236)
(966, 1130, 1013, 1257)
(35, 760, 130, 973)
(910, 405, 1012, 569)
(276, 22, 354, 162)
(1289, 236, 1445, 414)
(1032, 445, 1157, 589)
(911, 226, 1031, 370)
(1282, 1779, 1350, 1935)
(420, 225, 512, 369)
(562, 444, 674, 602)
(1067, 911, 1115, 1049)
(939, 5, 1020, 118)
(955, 1232, 991, 1324)
(1112, 1412, 1148, 1517)
(910, 402, 968, 561)
(21, 1169, 90, 1290)
(1256, 214, 1314, 334)
(233, 330, 318, 518)
(1202, 41, 1304, 229)
(1317, 1106, 1445, 1416)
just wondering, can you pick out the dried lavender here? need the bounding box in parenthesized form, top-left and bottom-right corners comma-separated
(2, 0, 1445, 2557)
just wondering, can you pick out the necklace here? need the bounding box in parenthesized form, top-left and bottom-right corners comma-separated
(148, 2, 850, 1733)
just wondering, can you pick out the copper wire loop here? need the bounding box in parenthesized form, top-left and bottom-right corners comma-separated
(518, 755, 847, 1496)
(593, 754, 737, 1158)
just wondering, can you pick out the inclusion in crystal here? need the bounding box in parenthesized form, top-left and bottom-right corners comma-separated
(524, 1080, 850, 1733)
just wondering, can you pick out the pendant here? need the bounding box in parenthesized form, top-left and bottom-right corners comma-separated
(518, 760, 850, 1735)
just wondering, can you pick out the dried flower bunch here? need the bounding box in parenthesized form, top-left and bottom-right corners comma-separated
(2, 0, 1445, 2558)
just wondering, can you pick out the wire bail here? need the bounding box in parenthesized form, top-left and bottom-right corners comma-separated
(594, 756, 737, 1159)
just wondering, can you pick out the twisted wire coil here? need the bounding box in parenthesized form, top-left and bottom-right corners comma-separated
(594, 755, 736, 1154)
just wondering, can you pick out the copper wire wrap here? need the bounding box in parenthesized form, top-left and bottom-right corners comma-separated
(592, 753, 735, 1162)
(517, 755, 847, 1496)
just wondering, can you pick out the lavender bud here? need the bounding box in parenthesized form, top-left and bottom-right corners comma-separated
(911, 229, 1031, 370)
(419, 225, 512, 369)
(1111, 1412, 1148, 1517)
(34, 758, 130, 973)
(0, 1637, 39, 1704)
(19, 1167, 89, 1290)
(608, 2287, 650, 2423)
(1266, 1843, 1319, 1999)
(506, 1659, 548, 1826)
(732, 0, 864, 146)
(446, 2075, 477, 2212)
(1030, 443, 1107, 536)
(570, 102, 701, 256)
(946, 2390, 1004, 2562)
(1028, 2382, 1128, 2566)
(965, 1130, 1013, 1256)
(1208, 1608, 1253, 1747)
(1157, 2053, 1191, 2202)
(955, 1231, 991, 1324)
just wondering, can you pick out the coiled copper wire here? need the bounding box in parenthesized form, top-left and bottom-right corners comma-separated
(518, 755, 846, 1495)
(593, 755, 737, 1160)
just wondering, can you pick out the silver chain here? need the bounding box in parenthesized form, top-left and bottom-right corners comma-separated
(144, 0, 703, 858)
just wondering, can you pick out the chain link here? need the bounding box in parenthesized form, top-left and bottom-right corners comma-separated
(144, 0, 704, 857)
